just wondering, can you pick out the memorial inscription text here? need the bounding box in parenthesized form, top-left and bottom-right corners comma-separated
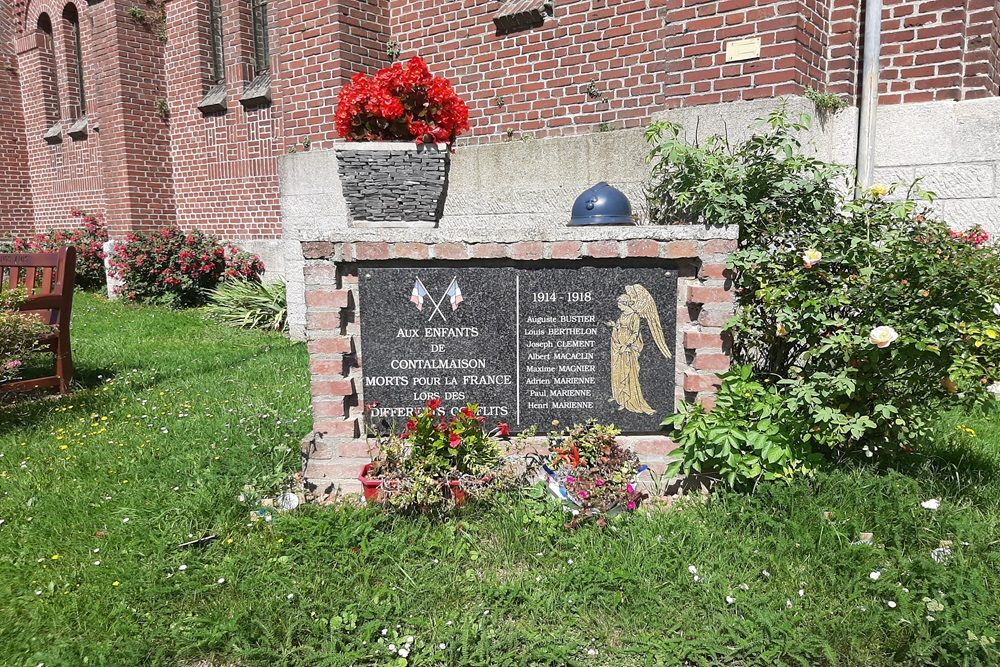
(358, 265, 678, 432)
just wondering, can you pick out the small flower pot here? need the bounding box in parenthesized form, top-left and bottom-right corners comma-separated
(448, 480, 468, 506)
(358, 463, 383, 502)
(335, 142, 450, 228)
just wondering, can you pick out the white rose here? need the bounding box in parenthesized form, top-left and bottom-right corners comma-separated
(993, 303, 1000, 317)
(986, 383, 1000, 398)
(802, 249, 822, 269)
(869, 326, 899, 348)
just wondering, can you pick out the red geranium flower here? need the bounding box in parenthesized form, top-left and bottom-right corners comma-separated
(448, 431, 461, 449)
(497, 422, 510, 437)
(426, 397, 442, 411)
(335, 56, 469, 144)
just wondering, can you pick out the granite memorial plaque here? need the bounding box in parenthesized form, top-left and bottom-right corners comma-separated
(358, 265, 677, 432)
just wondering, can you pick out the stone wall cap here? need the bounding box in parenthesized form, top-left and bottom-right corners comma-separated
(334, 141, 449, 152)
(301, 224, 737, 245)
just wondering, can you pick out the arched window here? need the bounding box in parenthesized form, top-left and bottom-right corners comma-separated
(208, 0, 225, 84)
(61, 4, 85, 117)
(250, 0, 269, 75)
(36, 13, 61, 125)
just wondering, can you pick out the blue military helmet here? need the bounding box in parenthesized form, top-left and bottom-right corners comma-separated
(569, 181, 635, 226)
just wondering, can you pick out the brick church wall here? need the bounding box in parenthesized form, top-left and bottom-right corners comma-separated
(14, 0, 106, 233)
(0, 0, 33, 235)
(164, 0, 281, 239)
(2, 0, 999, 242)
(274, 0, 390, 152)
(387, 0, 672, 144)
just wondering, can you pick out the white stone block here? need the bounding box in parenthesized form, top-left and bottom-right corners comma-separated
(918, 164, 995, 199)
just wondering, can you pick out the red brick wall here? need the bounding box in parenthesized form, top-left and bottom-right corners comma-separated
(164, 0, 281, 239)
(388, 0, 671, 144)
(273, 0, 390, 151)
(662, 0, 829, 108)
(879, 0, 969, 103)
(15, 0, 106, 233)
(827, 0, 862, 100)
(0, 0, 33, 235)
(99, 1, 175, 234)
(5, 0, 1000, 240)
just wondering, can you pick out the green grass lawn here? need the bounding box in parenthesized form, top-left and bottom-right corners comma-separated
(2, 294, 999, 667)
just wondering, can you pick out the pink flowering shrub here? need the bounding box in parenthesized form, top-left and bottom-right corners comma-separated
(13, 209, 109, 289)
(950, 225, 990, 248)
(108, 226, 264, 307)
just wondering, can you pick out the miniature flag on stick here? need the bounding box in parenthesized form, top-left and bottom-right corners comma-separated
(446, 278, 464, 311)
(410, 278, 429, 311)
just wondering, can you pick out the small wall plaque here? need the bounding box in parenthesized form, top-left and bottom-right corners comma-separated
(725, 37, 761, 63)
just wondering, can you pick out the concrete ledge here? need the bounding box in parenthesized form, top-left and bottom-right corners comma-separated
(297, 224, 737, 245)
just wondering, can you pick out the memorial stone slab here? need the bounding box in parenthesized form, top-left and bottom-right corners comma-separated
(359, 264, 677, 433)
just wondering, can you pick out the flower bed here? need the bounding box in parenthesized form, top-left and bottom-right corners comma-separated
(1, 289, 53, 384)
(362, 400, 511, 510)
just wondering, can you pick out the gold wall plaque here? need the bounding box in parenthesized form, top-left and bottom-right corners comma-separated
(725, 37, 762, 63)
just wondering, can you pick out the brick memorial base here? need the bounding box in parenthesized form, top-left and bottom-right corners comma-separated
(300, 226, 736, 493)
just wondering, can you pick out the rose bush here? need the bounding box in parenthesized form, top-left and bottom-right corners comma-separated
(13, 209, 108, 289)
(108, 226, 263, 307)
(648, 106, 1000, 484)
(335, 56, 469, 144)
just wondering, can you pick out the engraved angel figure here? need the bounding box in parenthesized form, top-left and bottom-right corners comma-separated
(610, 284, 671, 415)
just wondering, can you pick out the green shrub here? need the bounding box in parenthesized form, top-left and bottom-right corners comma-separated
(648, 106, 1000, 484)
(1, 289, 53, 384)
(664, 365, 820, 488)
(205, 279, 287, 331)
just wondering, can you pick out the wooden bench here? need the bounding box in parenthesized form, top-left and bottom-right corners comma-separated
(0, 247, 76, 394)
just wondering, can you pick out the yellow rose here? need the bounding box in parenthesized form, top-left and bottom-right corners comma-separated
(869, 325, 899, 348)
(870, 184, 889, 197)
(776, 323, 788, 337)
(802, 249, 822, 269)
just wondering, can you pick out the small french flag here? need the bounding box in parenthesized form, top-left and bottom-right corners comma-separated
(446, 278, 464, 311)
(410, 278, 429, 311)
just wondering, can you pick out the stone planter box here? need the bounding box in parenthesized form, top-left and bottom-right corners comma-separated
(334, 142, 450, 228)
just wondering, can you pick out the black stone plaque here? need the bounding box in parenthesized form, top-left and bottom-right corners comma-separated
(358, 265, 677, 433)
